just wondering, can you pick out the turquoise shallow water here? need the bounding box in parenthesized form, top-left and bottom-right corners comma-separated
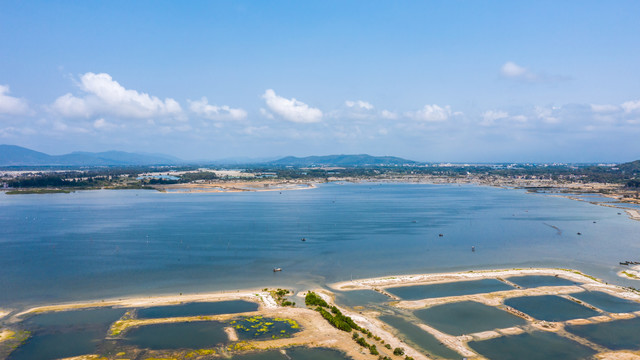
(1, 182, 639, 308)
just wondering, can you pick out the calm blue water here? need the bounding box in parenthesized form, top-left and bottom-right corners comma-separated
(565, 317, 640, 350)
(387, 279, 513, 300)
(1, 183, 639, 309)
(570, 291, 640, 313)
(136, 300, 258, 319)
(413, 301, 527, 336)
(506, 275, 578, 288)
(504, 295, 600, 322)
(468, 331, 597, 360)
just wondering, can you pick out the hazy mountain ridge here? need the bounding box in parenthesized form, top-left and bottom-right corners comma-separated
(270, 154, 419, 167)
(0, 145, 181, 166)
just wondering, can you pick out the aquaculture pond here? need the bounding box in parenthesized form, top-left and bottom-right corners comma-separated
(506, 275, 578, 288)
(230, 347, 351, 359)
(230, 316, 300, 340)
(569, 291, 640, 313)
(123, 321, 228, 349)
(386, 279, 513, 300)
(334, 290, 390, 309)
(468, 331, 597, 360)
(504, 295, 600, 322)
(9, 308, 126, 360)
(413, 301, 527, 336)
(379, 314, 460, 359)
(136, 300, 258, 318)
(566, 317, 640, 350)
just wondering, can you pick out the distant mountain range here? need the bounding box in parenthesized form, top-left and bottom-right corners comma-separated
(269, 154, 419, 167)
(0, 145, 420, 167)
(0, 145, 181, 166)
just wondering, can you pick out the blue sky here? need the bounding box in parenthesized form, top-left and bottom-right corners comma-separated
(1, 1, 639, 162)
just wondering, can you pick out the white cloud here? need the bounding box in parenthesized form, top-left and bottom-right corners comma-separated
(93, 118, 119, 130)
(381, 110, 398, 120)
(262, 89, 322, 123)
(52, 72, 182, 119)
(407, 104, 452, 122)
(0, 85, 30, 115)
(189, 97, 247, 120)
(591, 104, 619, 113)
(345, 100, 373, 110)
(500, 61, 538, 81)
(535, 106, 560, 124)
(480, 110, 509, 126)
(621, 99, 640, 113)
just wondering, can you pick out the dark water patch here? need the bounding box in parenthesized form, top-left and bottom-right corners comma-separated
(379, 315, 460, 359)
(506, 275, 578, 288)
(9, 307, 127, 360)
(124, 321, 228, 349)
(468, 331, 597, 360)
(231, 347, 351, 359)
(231, 316, 301, 340)
(386, 279, 513, 300)
(566, 317, 640, 350)
(8, 329, 105, 360)
(569, 291, 640, 313)
(136, 300, 258, 319)
(334, 290, 390, 308)
(413, 301, 527, 336)
(504, 295, 600, 322)
(24, 307, 126, 327)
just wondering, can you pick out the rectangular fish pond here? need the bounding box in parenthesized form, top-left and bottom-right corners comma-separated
(334, 290, 390, 309)
(379, 314, 461, 359)
(468, 331, 597, 360)
(413, 301, 527, 336)
(386, 278, 514, 300)
(504, 295, 600, 322)
(8, 307, 126, 360)
(229, 347, 351, 360)
(136, 300, 259, 318)
(123, 316, 301, 350)
(569, 291, 640, 314)
(565, 317, 640, 350)
(505, 275, 579, 288)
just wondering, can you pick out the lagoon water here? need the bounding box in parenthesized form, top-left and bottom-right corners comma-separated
(1, 183, 640, 309)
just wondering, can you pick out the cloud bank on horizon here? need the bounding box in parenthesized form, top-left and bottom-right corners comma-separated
(0, 1, 639, 162)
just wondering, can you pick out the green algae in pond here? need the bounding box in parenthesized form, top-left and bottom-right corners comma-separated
(230, 316, 300, 340)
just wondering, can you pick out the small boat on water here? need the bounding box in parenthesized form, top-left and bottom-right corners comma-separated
(301, 237, 306, 242)
(273, 268, 282, 272)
